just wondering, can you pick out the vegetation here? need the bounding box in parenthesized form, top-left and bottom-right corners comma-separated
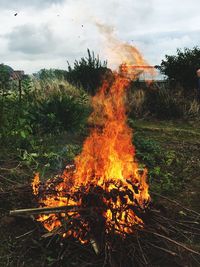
(0, 49, 200, 266)
(129, 85, 200, 120)
(66, 49, 109, 95)
(157, 46, 200, 89)
(0, 77, 90, 148)
(36, 68, 68, 81)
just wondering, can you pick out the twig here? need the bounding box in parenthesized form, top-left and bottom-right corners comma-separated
(147, 242, 178, 257)
(142, 229, 200, 256)
(136, 234, 148, 265)
(0, 174, 21, 184)
(90, 238, 100, 255)
(0, 163, 21, 171)
(10, 205, 94, 216)
(16, 228, 36, 239)
(151, 191, 200, 217)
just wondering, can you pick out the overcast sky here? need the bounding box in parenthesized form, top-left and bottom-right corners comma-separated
(0, 0, 200, 74)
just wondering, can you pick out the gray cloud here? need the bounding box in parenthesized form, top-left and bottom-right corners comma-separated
(130, 29, 200, 46)
(6, 24, 57, 55)
(0, 0, 200, 73)
(128, 29, 200, 64)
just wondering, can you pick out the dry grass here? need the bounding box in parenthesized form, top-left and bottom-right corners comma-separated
(128, 89, 146, 117)
(32, 78, 90, 101)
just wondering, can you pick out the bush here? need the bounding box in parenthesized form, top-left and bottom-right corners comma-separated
(185, 99, 200, 118)
(33, 92, 90, 134)
(157, 46, 200, 89)
(0, 78, 91, 147)
(128, 88, 146, 118)
(146, 87, 183, 119)
(66, 49, 110, 95)
(30, 79, 90, 134)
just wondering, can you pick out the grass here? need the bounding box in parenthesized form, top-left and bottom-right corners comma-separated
(131, 119, 200, 209)
(0, 119, 200, 266)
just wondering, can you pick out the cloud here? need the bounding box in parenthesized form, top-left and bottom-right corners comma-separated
(0, 0, 65, 10)
(6, 24, 57, 55)
(0, 0, 200, 73)
(126, 29, 200, 65)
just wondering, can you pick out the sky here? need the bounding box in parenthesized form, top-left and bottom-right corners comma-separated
(0, 0, 200, 74)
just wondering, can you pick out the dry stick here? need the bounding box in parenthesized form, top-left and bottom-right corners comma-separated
(151, 191, 200, 217)
(10, 205, 93, 216)
(0, 174, 21, 184)
(136, 234, 148, 265)
(191, 253, 200, 266)
(155, 212, 200, 229)
(16, 229, 36, 239)
(90, 238, 100, 255)
(179, 220, 200, 225)
(141, 229, 200, 256)
(0, 164, 21, 171)
(147, 242, 178, 257)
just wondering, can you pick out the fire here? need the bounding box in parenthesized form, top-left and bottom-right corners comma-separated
(32, 172, 40, 195)
(32, 34, 154, 242)
(95, 21, 156, 80)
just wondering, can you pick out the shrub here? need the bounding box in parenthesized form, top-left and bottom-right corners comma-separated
(186, 99, 200, 118)
(33, 92, 90, 134)
(66, 49, 110, 95)
(0, 78, 91, 147)
(157, 46, 200, 90)
(27, 79, 91, 134)
(145, 87, 183, 119)
(128, 88, 146, 118)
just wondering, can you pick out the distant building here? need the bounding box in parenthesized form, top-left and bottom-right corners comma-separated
(0, 64, 26, 81)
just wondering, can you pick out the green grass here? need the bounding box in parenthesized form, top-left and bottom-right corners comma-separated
(131, 119, 200, 209)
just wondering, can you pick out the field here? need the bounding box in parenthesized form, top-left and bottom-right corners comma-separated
(1, 118, 200, 266)
(1, 52, 200, 266)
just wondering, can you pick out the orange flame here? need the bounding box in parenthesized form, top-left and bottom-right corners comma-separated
(32, 33, 154, 240)
(32, 173, 40, 195)
(95, 21, 156, 80)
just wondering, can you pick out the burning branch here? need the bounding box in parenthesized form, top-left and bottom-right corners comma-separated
(10, 205, 89, 216)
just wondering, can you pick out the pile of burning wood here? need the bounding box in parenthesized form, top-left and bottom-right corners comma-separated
(9, 55, 200, 266)
(9, 181, 200, 266)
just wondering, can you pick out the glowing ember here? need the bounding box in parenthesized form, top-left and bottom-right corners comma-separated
(32, 40, 154, 242)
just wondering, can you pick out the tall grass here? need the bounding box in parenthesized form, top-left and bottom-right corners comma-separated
(129, 84, 200, 120)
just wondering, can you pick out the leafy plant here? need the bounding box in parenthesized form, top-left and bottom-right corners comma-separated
(32, 91, 90, 134)
(66, 49, 109, 95)
(134, 134, 179, 193)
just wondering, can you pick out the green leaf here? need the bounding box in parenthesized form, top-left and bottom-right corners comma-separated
(20, 130, 27, 139)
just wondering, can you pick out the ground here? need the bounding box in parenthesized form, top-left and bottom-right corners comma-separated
(0, 119, 200, 266)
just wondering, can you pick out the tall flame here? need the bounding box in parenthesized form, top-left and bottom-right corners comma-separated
(32, 29, 154, 240)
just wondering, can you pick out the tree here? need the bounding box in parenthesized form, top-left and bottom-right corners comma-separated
(0, 64, 13, 128)
(66, 49, 110, 95)
(0, 64, 13, 94)
(157, 47, 200, 89)
(36, 68, 68, 80)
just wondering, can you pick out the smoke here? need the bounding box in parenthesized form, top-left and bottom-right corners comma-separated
(94, 20, 149, 68)
(94, 20, 156, 81)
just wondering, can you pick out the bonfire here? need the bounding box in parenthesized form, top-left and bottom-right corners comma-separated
(10, 40, 200, 266)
